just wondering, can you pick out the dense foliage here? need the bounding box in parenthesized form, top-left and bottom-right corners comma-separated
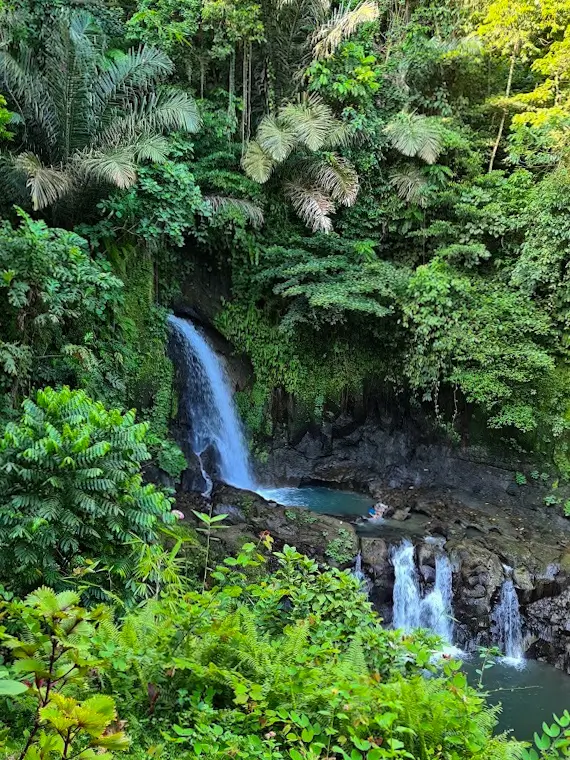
(1, 0, 570, 754)
(0, 545, 531, 760)
(1, 0, 570, 476)
(0, 387, 176, 596)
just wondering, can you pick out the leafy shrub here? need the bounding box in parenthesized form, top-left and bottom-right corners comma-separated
(0, 386, 175, 595)
(0, 211, 122, 413)
(0, 544, 525, 760)
(0, 587, 128, 760)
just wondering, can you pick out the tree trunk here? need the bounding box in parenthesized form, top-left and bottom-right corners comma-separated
(488, 47, 517, 172)
(228, 48, 236, 136)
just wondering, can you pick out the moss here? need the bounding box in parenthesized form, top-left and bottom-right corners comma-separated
(284, 508, 318, 525)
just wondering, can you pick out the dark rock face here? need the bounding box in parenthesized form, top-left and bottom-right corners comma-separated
(260, 415, 553, 511)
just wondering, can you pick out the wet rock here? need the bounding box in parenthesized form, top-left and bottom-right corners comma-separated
(513, 566, 534, 592)
(525, 589, 570, 671)
(419, 564, 436, 583)
(214, 504, 245, 524)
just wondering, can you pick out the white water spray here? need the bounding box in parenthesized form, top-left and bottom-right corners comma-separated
(421, 554, 454, 642)
(353, 552, 365, 582)
(493, 571, 524, 666)
(391, 541, 422, 631)
(391, 540, 455, 645)
(168, 315, 256, 491)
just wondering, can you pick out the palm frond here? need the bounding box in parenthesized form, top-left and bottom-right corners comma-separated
(13, 152, 73, 210)
(242, 141, 275, 183)
(206, 195, 264, 228)
(0, 45, 59, 153)
(284, 180, 335, 232)
(282, 94, 339, 151)
(139, 88, 201, 133)
(93, 45, 174, 127)
(96, 89, 200, 149)
(67, 10, 98, 51)
(313, 154, 359, 205)
(75, 148, 137, 189)
(257, 114, 297, 161)
(44, 13, 94, 159)
(132, 134, 170, 163)
(324, 120, 353, 149)
(312, 0, 380, 59)
(389, 164, 430, 206)
(384, 112, 443, 164)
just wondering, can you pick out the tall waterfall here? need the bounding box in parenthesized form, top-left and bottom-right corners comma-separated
(391, 540, 455, 644)
(168, 315, 256, 491)
(392, 541, 422, 631)
(493, 573, 524, 665)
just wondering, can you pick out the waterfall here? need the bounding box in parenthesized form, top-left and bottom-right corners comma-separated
(493, 573, 524, 665)
(420, 554, 454, 643)
(391, 540, 455, 645)
(353, 552, 365, 582)
(391, 541, 422, 631)
(168, 315, 256, 491)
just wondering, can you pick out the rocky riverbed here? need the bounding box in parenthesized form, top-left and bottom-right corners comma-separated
(177, 480, 570, 672)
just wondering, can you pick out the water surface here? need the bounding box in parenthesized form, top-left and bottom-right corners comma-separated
(258, 485, 374, 515)
(465, 659, 570, 740)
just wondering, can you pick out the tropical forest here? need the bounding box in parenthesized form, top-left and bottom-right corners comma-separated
(3, 0, 570, 757)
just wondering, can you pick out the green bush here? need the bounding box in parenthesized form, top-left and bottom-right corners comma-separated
(0, 210, 122, 414)
(0, 386, 175, 595)
(0, 545, 526, 760)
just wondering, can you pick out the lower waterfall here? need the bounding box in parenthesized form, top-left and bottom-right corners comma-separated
(391, 541, 422, 631)
(493, 573, 524, 665)
(391, 540, 455, 645)
(421, 553, 454, 643)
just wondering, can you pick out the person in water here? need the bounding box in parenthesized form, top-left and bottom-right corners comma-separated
(368, 502, 390, 519)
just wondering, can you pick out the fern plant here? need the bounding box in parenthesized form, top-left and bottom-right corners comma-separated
(0, 386, 175, 595)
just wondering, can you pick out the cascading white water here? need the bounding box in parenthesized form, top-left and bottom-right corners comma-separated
(168, 315, 256, 491)
(391, 541, 455, 644)
(391, 541, 422, 631)
(493, 574, 524, 665)
(420, 554, 454, 642)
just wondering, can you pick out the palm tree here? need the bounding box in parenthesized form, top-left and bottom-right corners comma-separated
(0, 11, 200, 212)
(263, 0, 380, 103)
(384, 111, 444, 207)
(242, 94, 358, 231)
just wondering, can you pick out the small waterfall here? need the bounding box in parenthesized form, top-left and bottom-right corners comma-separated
(391, 541, 455, 645)
(420, 554, 454, 643)
(391, 541, 422, 631)
(168, 315, 256, 491)
(197, 454, 213, 498)
(493, 572, 524, 665)
(353, 552, 365, 582)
